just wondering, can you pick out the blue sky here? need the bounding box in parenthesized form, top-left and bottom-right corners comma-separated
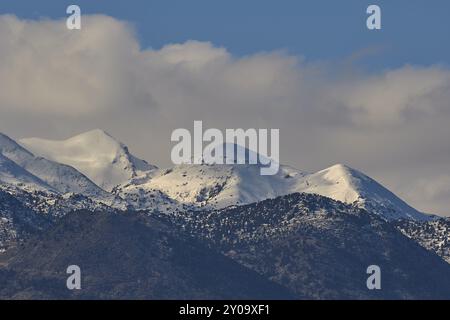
(1, 0, 450, 70)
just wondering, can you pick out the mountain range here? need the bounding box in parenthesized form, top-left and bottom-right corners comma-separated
(14, 129, 430, 221)
(0, 129, 449, 299)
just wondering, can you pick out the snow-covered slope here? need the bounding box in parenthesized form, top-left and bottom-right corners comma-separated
(0, 153, 52, 192)
(20, 129, 156, 191)
(13, 129, 431, 221)
(117, 160, 429, 220)
(292, 164, 428, 221)
(395, 218, 450, 264)
(117, 163, 304, 211)
(0, 133, 108, 198)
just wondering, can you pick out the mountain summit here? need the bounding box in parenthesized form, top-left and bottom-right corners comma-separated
(20, 129, 157, 191)
(0, 132, 106, 198)
(294, 164, 428, 221)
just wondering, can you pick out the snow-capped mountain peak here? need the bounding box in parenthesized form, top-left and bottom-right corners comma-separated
(20, 129, 157, 191)
(0, 132, 108, 198)
(295, 163, 430, 221)
(297, 164, 361, 203)
(116, 156, 306, 212)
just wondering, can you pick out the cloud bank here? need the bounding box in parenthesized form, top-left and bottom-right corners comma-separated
(0, 14, 449, 215)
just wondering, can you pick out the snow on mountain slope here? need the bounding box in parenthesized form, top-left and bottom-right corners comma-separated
(118, 163, 304, 211)
(0, 153, 53, 192)
(295, 164, 360, 203)
(20, 129, 157, 191)
(395, 218, 450, 264)
(0, 133, 108, 198)
(117, 160, 429, 221)
(292, 164, 429, 221)
(13, 130, 431, 221)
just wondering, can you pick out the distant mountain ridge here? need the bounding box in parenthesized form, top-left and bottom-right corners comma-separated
(14, 129, 432, 221)
(117, 161, 430, 221)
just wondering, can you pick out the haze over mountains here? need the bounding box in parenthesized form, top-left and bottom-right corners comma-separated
(0, 129, 449, 299)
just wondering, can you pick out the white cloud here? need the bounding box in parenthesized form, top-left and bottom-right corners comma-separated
(334, 66, 450, 126)
(0, 14, 449, 215)
(404, 175, 450, 216)
(0, 15, 148, 115)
